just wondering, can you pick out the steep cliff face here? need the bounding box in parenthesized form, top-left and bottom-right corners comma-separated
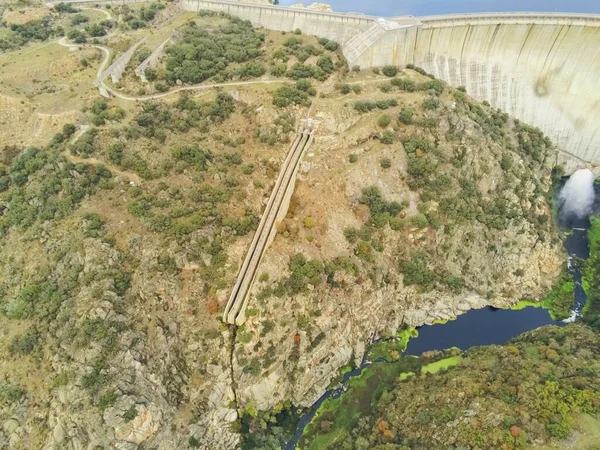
(0, 9, 567, 447)
(231, 74, 565, 415)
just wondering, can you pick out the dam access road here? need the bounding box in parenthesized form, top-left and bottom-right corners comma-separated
(55, 0, 600, 170)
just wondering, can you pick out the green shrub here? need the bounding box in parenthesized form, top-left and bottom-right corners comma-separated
(70, 14, 89, 25)
(9, 330, 40, 356)
(68, 29, 87, 44)
(418, 79, 445, 94)
(171, 145, 213, 170)
(422, 97, 440, 110)
(378, 115, 391, 128)
(390, 77, 416, 91)
(382, 66, 398, 77)
(0, 384, 25, 405)
(389, 217, 405, 231)
(85, 23, 108, 37)
(399, 106, 414, 125)
(380, 131, 395, 144)
(98, 390, 117, 410)
(400, 252, 435, 290)
(335, 83, 352, 94)
(144, 67, 157, 81)
(272, 85, 310, 107)
(360, 186, 402, 217)
(54, 2, 78, 13)
(236, 61, 267, 79)
(123, 405, 138, 422)
(354, 99, 397, 113)
(70, 129, 97, 157)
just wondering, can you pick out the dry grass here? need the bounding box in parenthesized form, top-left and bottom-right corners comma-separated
(1, 6, 49, 25)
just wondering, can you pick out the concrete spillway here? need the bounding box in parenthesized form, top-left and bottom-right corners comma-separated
(135, 38, 170, 82)
(99, 37, 147, 84)
(179, 0, 600, 168)
(224, 124, 313, 325)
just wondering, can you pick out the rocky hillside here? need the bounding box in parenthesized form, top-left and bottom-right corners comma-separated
(234, 69, 565, 423)
(0, 7, 568, 450)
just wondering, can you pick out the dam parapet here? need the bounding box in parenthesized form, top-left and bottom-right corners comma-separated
(180, 0, 376, 43)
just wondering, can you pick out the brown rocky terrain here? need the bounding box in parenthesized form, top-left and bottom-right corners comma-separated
(231, 73, 564, 415)
(0, 6, 566, 450)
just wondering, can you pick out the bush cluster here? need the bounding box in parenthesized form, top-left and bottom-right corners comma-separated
(272, 80, 315, 107)
(0, 148, 112, 236)
(354, 99, 398, 113)
(162, 15, 263, 85)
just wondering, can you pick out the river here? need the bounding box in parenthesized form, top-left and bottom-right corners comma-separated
(279, 0, 600, 16)
(283, 180, 599, 449)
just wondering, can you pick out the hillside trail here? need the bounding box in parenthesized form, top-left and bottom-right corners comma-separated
(66, 127, 143, 185)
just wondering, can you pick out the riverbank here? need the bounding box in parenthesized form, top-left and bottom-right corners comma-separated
(582, 216, 600, 325)
(281, 180, 600, 449)
(298, 323, 600, 449)
(290, 199, 600, 449)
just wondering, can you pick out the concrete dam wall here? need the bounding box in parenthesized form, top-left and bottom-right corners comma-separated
(355, 14, 600, 166)
(180, 0, 600, 167)
(57, 0, 599, 166)
(180, 0, 375, 43)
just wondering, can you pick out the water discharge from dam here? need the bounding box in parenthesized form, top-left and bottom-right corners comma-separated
(558, 168, 596, 219)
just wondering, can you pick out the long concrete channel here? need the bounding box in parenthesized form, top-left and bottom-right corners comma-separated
(224, 122, 314, 325)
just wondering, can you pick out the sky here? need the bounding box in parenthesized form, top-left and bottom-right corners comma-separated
(279, 0, 600, 17)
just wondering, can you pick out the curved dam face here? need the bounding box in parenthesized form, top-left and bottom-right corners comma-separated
(175, 1, 600, 168)
(355, 14, 600, 168)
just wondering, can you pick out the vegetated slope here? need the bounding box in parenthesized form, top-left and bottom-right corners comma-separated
(0, 9, 345, 447)
(0, 85, 311, 449)
(0, 6, 572, 450)
(302, 324, 600, 450)
(117, 9, 346, 96)
(235, 69, 567, 436)
(583, 216, 600, 328)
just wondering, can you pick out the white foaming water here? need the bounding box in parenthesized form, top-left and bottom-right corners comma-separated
(558, 168, 596, 219)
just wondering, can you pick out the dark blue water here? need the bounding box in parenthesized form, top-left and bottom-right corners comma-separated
(404, 306, 559, 355)
(280, 0, 600, 16)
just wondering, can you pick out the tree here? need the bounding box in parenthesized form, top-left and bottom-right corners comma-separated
(382, 66, 398, 77)
(316, 55, 334, 74)
(378, 115, 391, 128)
(67, 30, 86, 44)
(399, 106, 414, 125)
(85, 23, 107, 37)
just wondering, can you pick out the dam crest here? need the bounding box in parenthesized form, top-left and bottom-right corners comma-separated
(57, 0, 600, 170)
(180, 0, 600, 170)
